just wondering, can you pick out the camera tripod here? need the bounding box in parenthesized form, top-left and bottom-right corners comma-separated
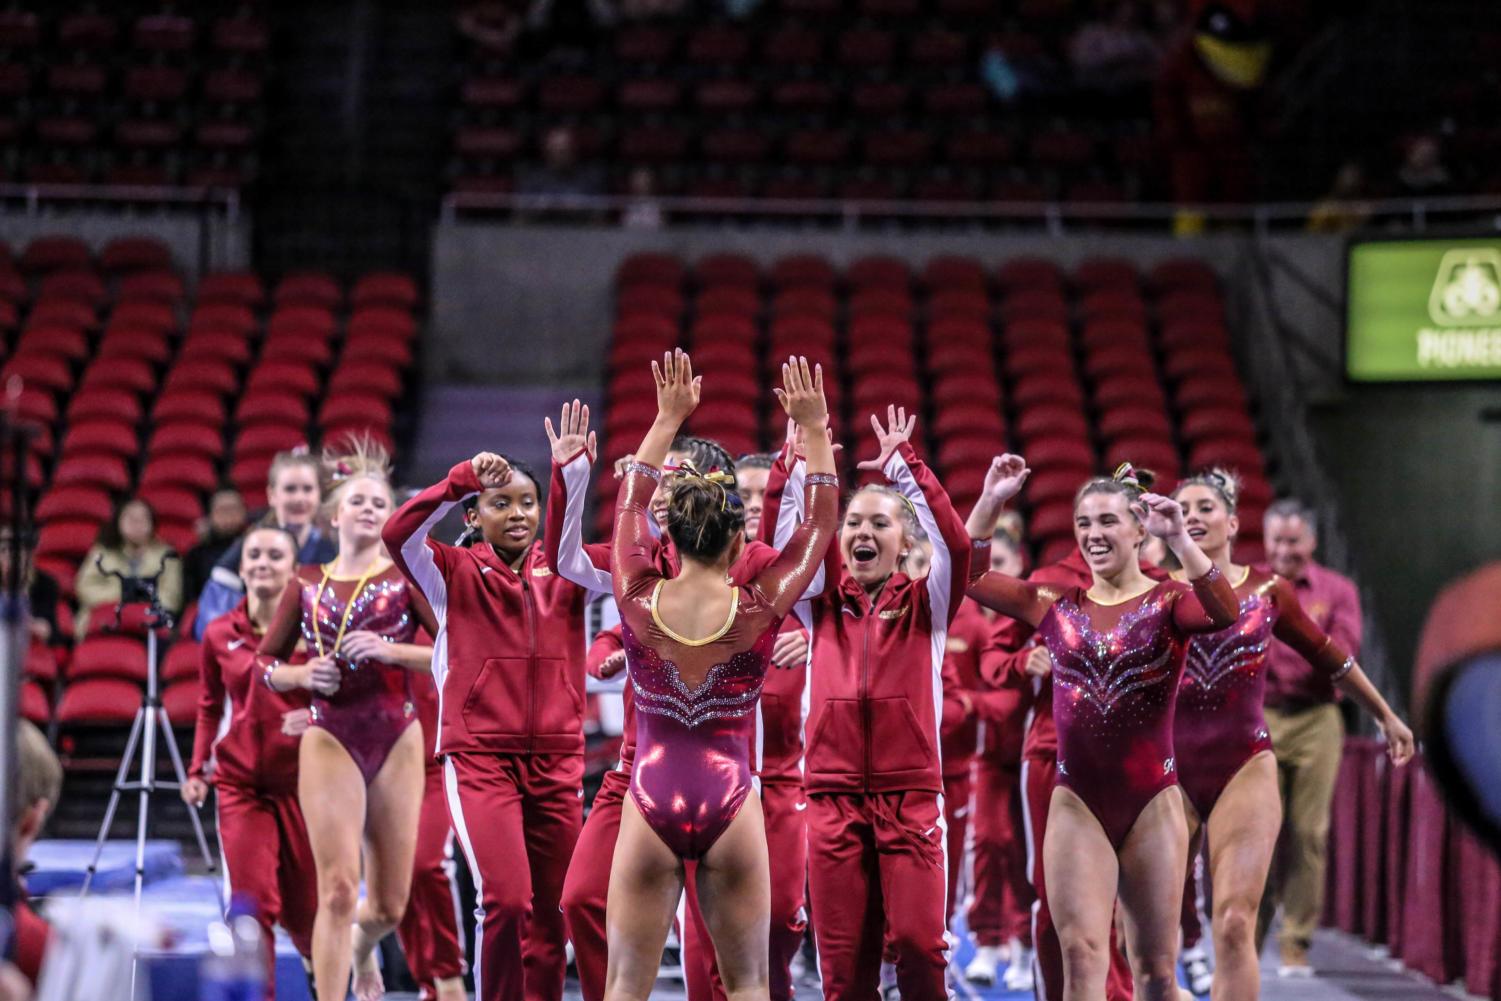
(79, 558, 216, 910)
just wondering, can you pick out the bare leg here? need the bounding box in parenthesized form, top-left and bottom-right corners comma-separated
(352, 724, 426, 1001)
(299, 729, 368, 1001)
(1116, 787, 1190, 1001)
(696, 795, 772, 1001)
(1204, 752, 1280, 1001)
(604, 797, 686, 1001)
(1042, 787, 1120, 1001)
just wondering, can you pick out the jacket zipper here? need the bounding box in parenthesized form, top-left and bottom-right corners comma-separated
(859, 592, 872, 793)
(521, 574, 538, 753)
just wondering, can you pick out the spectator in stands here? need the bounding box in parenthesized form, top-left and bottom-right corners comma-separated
(74, 499, 182, 642)
(1306, 161, 1374, 233)
(1069, 1, 1165, 94)
(1396, 134, 1454, 198)
(11, 719, 63, 989)
(621, 167, 663, 230)
(182, 488, 249, 605)
(518, 126, 606, 199)
(193, 450, 337, 640)
(1254, 498, 1362, 976)
(0, 527, 61, 648)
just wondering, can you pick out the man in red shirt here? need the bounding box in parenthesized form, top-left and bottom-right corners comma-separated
(1255, 499, 1363, 976)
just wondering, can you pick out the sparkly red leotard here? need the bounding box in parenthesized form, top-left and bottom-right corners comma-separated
(1174, 566, 1356, 820)
(613, 461, 837, 859)
(969, 566, 1236, 849)
(260, 562, 436, 785)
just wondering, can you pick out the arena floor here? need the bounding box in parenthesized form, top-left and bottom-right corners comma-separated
(382, 927, 1468, 1001)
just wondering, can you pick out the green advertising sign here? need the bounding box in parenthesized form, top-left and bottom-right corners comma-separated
(1346, 238, 1501, 382)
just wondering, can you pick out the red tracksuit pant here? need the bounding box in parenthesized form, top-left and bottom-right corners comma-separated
(443, 752, 583, 1001)
(560, 769, 631, 1001)
(807, 791, 948, 1001)
(1023, 756, 1134, 1001)
(398, 763, 466, 999)
(681, 779, 810, 1001)
(942, 770, 972, 927)
(968, 754, 1033, 948)
(214, 783, 317, 991)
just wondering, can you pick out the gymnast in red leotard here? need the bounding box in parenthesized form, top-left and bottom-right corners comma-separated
(964, 458, 1237, 1001)
(258, 438, 438, 1001)
(1170, 470, 1413, 1001)
(604, 351, 837, 1001)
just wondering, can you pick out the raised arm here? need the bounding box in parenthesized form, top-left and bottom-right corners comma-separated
(968, 572, 1055, 628)
(543, 399, 615, 592)
(257, 578, 305, 660)
(761, 430, 837, 601)
(1272, 577, 1413, 763)
(384, 459, 477, 616)
(758, 359, 839, 616)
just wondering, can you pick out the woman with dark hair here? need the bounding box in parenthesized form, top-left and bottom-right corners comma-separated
(75, 498, 182, 640)
(1169, 470, 1412, 1001)
(603, 351, 837, 1001)
(182, 525, 318, 989)
(385, 440, 593, 1001)
(257, 438, 437, 1001)
(965, 460, 1238, 1001)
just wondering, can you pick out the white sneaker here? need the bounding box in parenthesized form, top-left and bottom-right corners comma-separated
(1181, 944, 1212, 995)
(964, 945, 1000, 985)
(1277, 962, 1315, 979)
(1002, 944, 1035, 992)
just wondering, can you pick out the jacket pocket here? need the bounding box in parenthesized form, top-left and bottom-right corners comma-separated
(868, 698, 933, 775)
(533, 656, 583, 736)
(462, 657, 531, 736)
(807, 698, 863, 775)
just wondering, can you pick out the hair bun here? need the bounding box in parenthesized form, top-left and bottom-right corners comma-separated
(1208, 467, 1240, 505)
(1112, 462, 1156, 491)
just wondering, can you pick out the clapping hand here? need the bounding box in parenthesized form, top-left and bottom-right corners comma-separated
(545, 399, 598, 465)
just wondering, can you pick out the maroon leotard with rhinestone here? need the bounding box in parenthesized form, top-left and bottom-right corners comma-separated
(1175, 566, 1356, 820)
(968, 566, 1237, 850)
(261, 563, 432, 785)
(612, 462, 837, 859)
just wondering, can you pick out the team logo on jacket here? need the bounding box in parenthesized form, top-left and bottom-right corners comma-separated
(946, 637, 969, 653)
(532, 567, 552, 577)
(878, 606, 909, 620)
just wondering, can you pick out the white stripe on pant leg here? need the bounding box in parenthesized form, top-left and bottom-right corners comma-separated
(1019, 757, 1048, 1001)
(215, 800, 232, 910)
(444, 757, 485, 998)
(443, 827, 468, 975)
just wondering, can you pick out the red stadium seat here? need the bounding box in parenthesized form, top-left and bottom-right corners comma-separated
(689, 313, 756, 345)
(351, 272, 419, 311)
(137, 487, 203, 525)
(328, 362, 402, 399)
(1080, 318, 1150, 353)
(79, 355, 156, 395)
(1023, 437, 1095, 473)
(57, 678, 142, 724)
(275, 272, 341, 310)
(1025, 469, 1090, 506)
(695, 254, 760, 290)
(154, 389, 228, 427)
(198, 272, 266, 308)
(16, 325, 89, 363)
(96, 326, 172, 365)
(1012, 374, 1085, 409)
(1074, 258, 1138, 294)
(341, 333, 411, 368)
(147, 423, 225, 462)
(162, 678, 200, 725)
(139, 455, 218, 494)
(1188, 438, 1264, 473)
(237, 391, 311, 429)
(996, 258, 1065, 295)
(101, 237, 171, 274)
(161, 640, 201, 683)
(268, 305, 337, 341)
(39, 270, 107, 307)
(37, 519, 99, 562)
(320, 394, 394, 429)
(26, 299, 97, 330)
(36, 486, 112, 525)
(71, 635, 149, 683)
(931, 403, 1005, 440)
(245, 361, 321, 398)
(1098, 405, 1173, 441)
(20, 236, 91, 274)
(1094, 373, 1167, 410)
(1157, 292, 1225, 326)
(1082, 347, 1156, 383)
(999, 292, 1069, 325)
(770, 288, 836, 322)
(1148, 259, 1218, 295)
(20, 681, 49, 725)
(1104, 438, 1179, 478)
(1163, 348, 1237, 382)
(57, 422, 135, 459)
(617, 285, 685, 322)
(697, 286, 760, 318)
(927, 341, 994, 377)
(192, 302, 258, 337)
(769, 255, 835, 290)
(67, 388, 144, 426)
(848, 256, 910, 293)
(1079, 290, 1148, 324)
(1175, 374, 1247, 411)
(617, 253, 685, 289)
(54, 454, 130, 492)
(1180, 408, 1257, 443)
(1, 353, 73, 394)
(11, 388, 57, 428)
(1007, 345, 1074, 381)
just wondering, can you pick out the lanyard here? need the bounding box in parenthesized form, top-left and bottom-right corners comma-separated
(312, 563, 379, 661)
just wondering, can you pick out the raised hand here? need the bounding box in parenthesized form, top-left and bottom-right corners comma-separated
(982, 454, 1031, 506)
(773, 355, 829, 429)
(652, 349, 701, 425)
(1134, 492, 1186, 540)
(856, 405, 917, 472)
(544, 399, 597, 465)
(784, 418, 840, 461)
(471, 451, 514, 490)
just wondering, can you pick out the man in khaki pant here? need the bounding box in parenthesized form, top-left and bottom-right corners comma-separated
(1256, 500, 1363, 977)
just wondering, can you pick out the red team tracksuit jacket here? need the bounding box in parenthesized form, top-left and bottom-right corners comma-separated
(982, 549, 1167, 1001)
(190, 602, 318, 989)
(761, 441, 980, 1001)
(544, 448, 808, 1001)
(385, 461, 592, 1001)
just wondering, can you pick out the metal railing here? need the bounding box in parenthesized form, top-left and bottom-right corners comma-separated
(0, 182, 242, 220)
(441, 190, 1501, 235)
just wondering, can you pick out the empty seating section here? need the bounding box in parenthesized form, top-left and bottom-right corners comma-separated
(0, 3, 267, 187)
(2, 232, 419, 728)
(451, 4, 1155, 201)
(604, 251, 1273, 567)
